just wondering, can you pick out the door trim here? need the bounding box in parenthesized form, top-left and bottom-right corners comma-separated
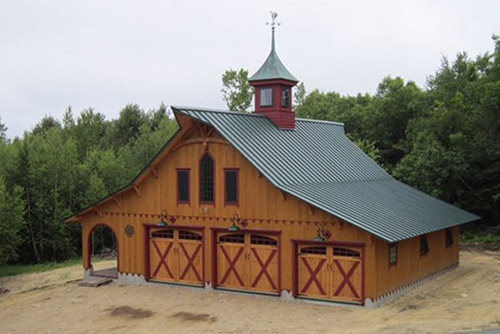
(291, 239, 365, 305)
(211, 227, 281, 294)
(143, 223, 205, 284)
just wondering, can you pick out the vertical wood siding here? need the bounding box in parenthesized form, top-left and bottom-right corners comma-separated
(79, 124, 459, 300)
(374, 226, 460, 297)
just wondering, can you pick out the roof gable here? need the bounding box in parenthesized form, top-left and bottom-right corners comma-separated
(65, 105, 479, 242)
(171, 106, 479, 242)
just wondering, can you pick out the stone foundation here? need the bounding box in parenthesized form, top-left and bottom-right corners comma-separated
(83, 267, 94, 280)
(88, 264, 458, 308)
(116, 272, 147, 285)
(364, 263, 459, 308)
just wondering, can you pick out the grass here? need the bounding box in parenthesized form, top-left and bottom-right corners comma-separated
(0, 257, 108, 278)
(461, 228, 500, 245)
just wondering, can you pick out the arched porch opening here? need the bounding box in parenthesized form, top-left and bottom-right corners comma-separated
(87, 223, 119, 279)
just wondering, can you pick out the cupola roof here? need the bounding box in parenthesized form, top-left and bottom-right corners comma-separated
(249, 17, 298, 83)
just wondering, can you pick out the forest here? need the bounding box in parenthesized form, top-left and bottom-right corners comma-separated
(0, 36, 499, 266)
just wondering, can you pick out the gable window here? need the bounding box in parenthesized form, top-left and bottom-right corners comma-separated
(200, 153, 214, 203)
(445, 228, 454, 247)
(281, 88, 290, 107)
(260, 87, 273, 107)
(177, 169, 190, 204)
(389, 243, 397, 267)
(420, 234, 430, 256)
(224, 169, 238, 205)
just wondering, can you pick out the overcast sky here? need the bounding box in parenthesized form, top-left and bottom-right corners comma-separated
(1, 0, 499, 138)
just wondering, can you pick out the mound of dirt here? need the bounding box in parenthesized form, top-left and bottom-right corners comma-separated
(1, 250, 499, 334)
(105, 306, 154, 319)
(171, 311, 217, 323)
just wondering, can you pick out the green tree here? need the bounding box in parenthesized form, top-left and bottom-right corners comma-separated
(221, 69, 254, 112)
(394, 132, 469, 202)
(18, 127, 79, 262)
(72, 108, 107, 159)
(105, 104, 148, 148)
(0, 117, 7, 143)
(293, 82, 307, 113)
(0, 178, 25, 265)
(32, 116, 61, 135)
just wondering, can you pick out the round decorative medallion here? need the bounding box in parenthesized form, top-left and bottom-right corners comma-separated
(125, 224, 135, 238)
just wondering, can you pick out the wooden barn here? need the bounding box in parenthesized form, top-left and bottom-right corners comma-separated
(64, 25, 479, 306)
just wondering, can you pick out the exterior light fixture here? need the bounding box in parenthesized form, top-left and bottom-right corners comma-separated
(157, 209, 168, 227)
(314, 225, 332, 242)
(314, 226, 325, 242)
(228, 213, 248, 231)
(228, 213, 241, 231)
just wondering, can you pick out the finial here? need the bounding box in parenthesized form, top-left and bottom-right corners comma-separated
(266, 11, 281, 51)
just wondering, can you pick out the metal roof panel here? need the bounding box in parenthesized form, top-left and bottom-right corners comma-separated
(172, 106, 480, 242)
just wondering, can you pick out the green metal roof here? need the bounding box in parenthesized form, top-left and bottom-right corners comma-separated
(248, 31, 298, 83)
(172, 106, 480, 242)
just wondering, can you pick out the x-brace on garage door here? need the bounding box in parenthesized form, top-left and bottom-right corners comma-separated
(293, 241, 365, 304)
(148, 227, 204, 286)
(212, 229, 281, 295)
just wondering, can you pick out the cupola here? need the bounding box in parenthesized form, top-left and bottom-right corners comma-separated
(248, 12, 298, 129)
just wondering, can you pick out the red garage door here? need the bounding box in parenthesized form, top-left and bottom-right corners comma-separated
(215, 231, 280, 295)
(149, 228, 204, 286)
(296, 243, 364, 304)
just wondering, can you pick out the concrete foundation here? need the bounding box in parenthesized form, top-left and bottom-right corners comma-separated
(85, 263, 459, 307)
(83, 267, 94, 280)
(365, 263, 459, 308)
(117, 272, 147, 285)
(204, 282, 214, 292)
(280, 289, 294, 302)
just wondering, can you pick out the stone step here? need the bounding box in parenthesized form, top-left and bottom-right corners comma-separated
(78, 276, 113, 287)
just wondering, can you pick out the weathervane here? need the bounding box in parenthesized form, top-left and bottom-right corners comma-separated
(266, 11, 281, 50)
(266, 11, 281, 31)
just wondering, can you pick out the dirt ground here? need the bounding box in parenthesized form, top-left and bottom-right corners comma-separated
(1, 250, 499, 334)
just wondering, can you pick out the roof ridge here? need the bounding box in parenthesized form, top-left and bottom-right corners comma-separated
(172, 106, 345, 126)
(171, 106, 265, 117)
(295, 117, 344, 126)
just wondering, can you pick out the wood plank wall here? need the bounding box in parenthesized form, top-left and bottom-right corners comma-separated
(78, 122, 459, 300)
(373, 226, 460, 297)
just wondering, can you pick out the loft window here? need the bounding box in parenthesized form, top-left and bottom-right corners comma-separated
(281, 88, 290, 107)
(177, 169, 190, 204)
(333, 247, 361, 258)
(420, 234, 430, 256)
(200, 153, 214, 203)
(224, 169, 238, 205)
(389, 243, 397, 266)
(260, 87, 273, 107)
(445, 228, 454, 247)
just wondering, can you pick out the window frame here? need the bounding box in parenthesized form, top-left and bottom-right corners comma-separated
(176, 168, 190, 205)
(388, 243, 398, 267)
(445, 228, 454, 247)
(224, 168, 239, 206)
(199, 152, 215, 205)
(420, 234, 430, 256)
(260, 87, 274, 107)
(281, 87, 290, 107)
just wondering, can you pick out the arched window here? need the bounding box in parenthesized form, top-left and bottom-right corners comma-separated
(200, 153, 214, 203)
